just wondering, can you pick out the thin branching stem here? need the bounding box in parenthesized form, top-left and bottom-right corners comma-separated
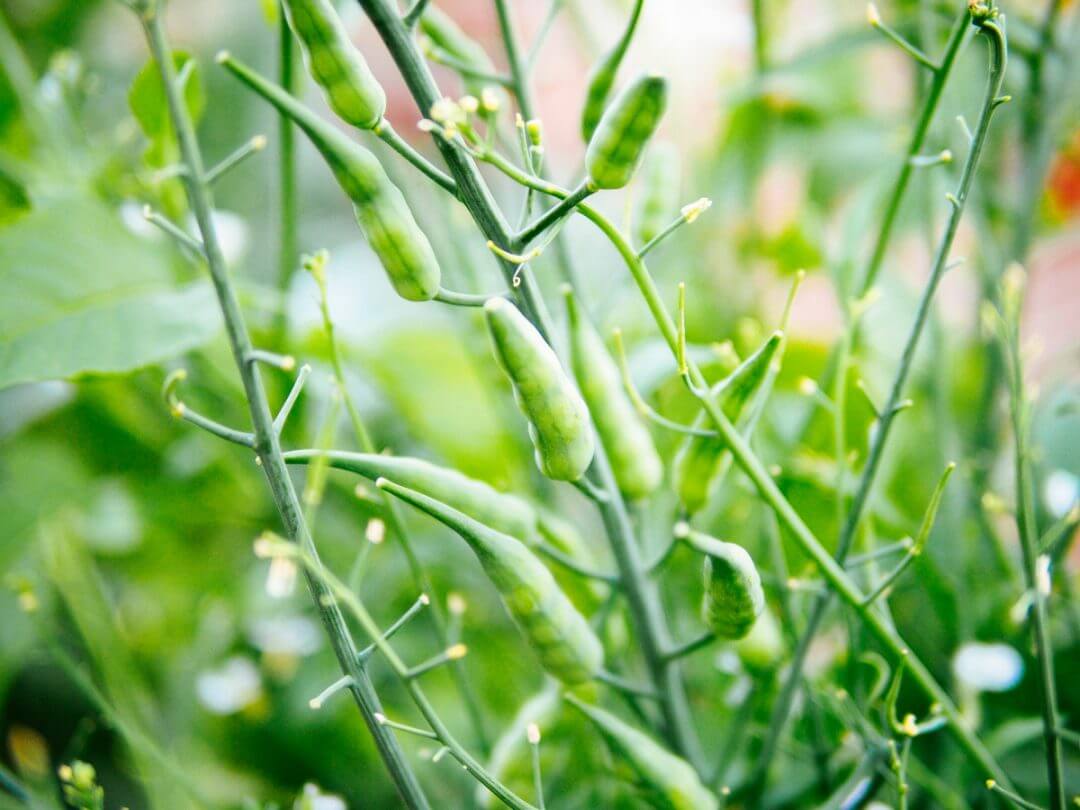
(134, 7, 430, 807)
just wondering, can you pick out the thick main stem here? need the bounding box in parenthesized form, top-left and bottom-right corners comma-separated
(138, 9, 429, 808)
(355, 0, 704, 769)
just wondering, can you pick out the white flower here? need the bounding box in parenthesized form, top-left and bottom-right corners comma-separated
(247, 616, 321, 657)
(295, 783, 346, 810)
(196, 656, 262, 715)
(1043, 469, 1078, 518)
(952, 642, 1023, 692)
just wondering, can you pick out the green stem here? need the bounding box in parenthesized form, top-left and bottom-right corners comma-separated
(514, 180, 592, 248)
(1007, 309, 1065, 808)
(136, 7, 430, 808)
(274, 12, 297, 348)
(375, 119, 458, 195)
(356, 0, 705, 771)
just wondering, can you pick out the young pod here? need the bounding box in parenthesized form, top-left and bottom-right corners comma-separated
(672, 331, 782, 513)
(484, 298, 594, 481)
(734, 606, 784, 674)
(585, 73, 668, 190)
(418, 6, 505, 107)
(678, 525, 764, 640)
(377, 478, 604, 685)
(281, 0, 386, 128)
(635, 142, 681, 245)
(564, 287, 661, 499)
(218, 55, 440, 301)
(564, 694, 718, 810)
(282, 450, 539, 542)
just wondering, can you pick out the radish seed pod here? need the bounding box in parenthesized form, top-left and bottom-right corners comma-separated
(218, 55, 440, 301)
(585, 73, 668, 190)
(484, 297, 594, 481)
(565, 694, 718, 810)
(564, 287, 661, 499)
(579, 0, 645, 142)
(377, 478, 604, 685)
(672, 331, 782, 513)
(681, 525, 764, 640)
(283, 450, 538, 542)
(282, 0, 386, 129)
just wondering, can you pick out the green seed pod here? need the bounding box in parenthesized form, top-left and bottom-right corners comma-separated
(734, 606, 784, 674)
(281, 0, 386, 128)
(219, 55, 440, 301)
(579, 0, 644, 142)
(565, 694, 718, 810)
(678, 525, 764, 640)
(672, 331, 782, 513)
(635, 142, 681, 245)
(484, 297, 594, 481)
(585, 73, 668, 190)
(418, 6, 504, 105)
(564, 288, 661, 499)
(377, 478, 604, 684)
(282, 450, 539, 541)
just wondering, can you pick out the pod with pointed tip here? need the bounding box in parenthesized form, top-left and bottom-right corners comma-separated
(219, 55, 440, 301)
(635, 142, 681, 245)
(282, 0, 386, 128)
(484, 298, 594, 481)
(377, 478, 603, 684)
(680, 526, 764, 640)
(585, 73, 668, 190)
(579, 0, 645, 142)
(564, 694, 718, 810)
(564, 288, 661, 499)
(672, 331, 782, 513)
(282, 450, 538, 541)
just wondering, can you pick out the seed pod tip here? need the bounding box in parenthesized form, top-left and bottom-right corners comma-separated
(526, 722, 541, 744)
(215, 50, 231, 65)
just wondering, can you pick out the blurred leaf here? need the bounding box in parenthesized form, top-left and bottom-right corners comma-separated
(0, 195, 221, 389)
(128, 51, 205, 167)
(0, 166, 30, 225)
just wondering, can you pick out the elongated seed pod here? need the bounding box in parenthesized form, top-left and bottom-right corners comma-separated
(672, 331, 782, 513)
(579, 0, 645, 142)
(635, 142, 681, 245)
(678, 526, 764, 639)
(585, 73, 668, 190)
(484, 298, 594, 481)
(281, 0, 385, 129)
(734, 606, 784, 674)
(218, 55, 440, 301)
(564, 288, 661, 499)
(377, 478, 604, 684)
(418, 7, 499, 98)
(565, 694, 718, 810)
(282, 450, 539, 542)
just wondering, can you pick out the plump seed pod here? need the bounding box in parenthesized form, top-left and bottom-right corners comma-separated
(281, 0, 386, 128)
(377, 478, 604, 684)
(218, 54, 439, 301)
(579, 0, 644, 142)
(734, 607, 784, 674)
(635, 142, 681, 245)
(282, 450, 539, 541)
(564, 287, 661, 499)
(565, 694, 718, 810)
(672, 331, 782, 513)
(678, 524, 764, 640)
(585, 73, 668, 190)
(484, 298, 594, 481)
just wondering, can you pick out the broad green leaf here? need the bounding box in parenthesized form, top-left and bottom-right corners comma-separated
(0, 195, 221, 389)
(128, 51, 205, 147)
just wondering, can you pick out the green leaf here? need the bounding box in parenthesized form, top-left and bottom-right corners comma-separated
(0, 195, 221, 389)
(128, 51, 205, 166)
(0, 166, 30, 225)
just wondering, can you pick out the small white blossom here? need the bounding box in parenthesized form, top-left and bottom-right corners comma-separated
(196, 656, 262, 715)
(952, 642, 1023, 693)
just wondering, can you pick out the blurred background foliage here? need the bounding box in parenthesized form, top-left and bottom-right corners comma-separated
(0, 0, 1077, 807)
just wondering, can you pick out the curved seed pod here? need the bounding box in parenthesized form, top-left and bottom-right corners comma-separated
(679, 525, 764, 640)
(579, 0, 645, 142)
(218, 55, 440, 301)
(564, 287, 661, 499)
(281, 0, 386, 128)
(377, 478, 604, 684)
(672, 331, 782, 513)
(585, 73, 668, 190)
(484, 298, 594, 481)
(282, 450, 538, 541)
(734, 606, 784, 674)
(635, 142, 681, 245)
(565, 694, 718, 810)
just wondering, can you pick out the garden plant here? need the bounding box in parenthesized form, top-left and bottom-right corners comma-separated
(0, 0, 1077, 807)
